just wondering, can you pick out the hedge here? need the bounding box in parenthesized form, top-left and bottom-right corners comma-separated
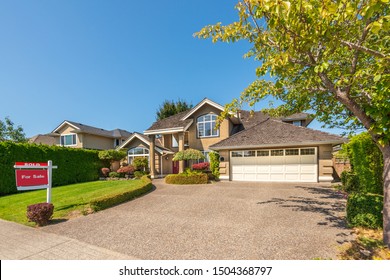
(90, 176, 153, 211)
(346, 193, 383, 229)
(0, 142, 102, 195)
(165, 173, 208, 185)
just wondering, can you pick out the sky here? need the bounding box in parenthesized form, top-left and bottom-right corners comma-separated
(0, 0, 344, 138)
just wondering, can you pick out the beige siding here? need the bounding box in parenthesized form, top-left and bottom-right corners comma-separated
(82, 134, 115, 150)
(218, 150, 230, 180)
(318, 144, 334, 182)
(56, 125, 83, 148)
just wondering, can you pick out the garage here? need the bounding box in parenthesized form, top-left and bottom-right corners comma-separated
(231, 147, 318, 182)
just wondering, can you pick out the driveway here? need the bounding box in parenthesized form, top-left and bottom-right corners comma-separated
(42, 179, 353, 259)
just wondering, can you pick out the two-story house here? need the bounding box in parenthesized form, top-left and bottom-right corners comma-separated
(118, 98, 346, 183)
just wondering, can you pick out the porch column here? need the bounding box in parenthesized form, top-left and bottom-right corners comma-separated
(178, 132, 185, 173)
(149, 135, 157, 178)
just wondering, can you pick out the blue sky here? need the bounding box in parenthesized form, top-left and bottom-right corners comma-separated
(0, 0, 343, 137)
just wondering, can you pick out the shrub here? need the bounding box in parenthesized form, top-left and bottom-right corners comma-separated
(109, 172, 121, 178)
(101, 167, 110, 177)
(346, 193, 383, 229)
(0, 142, 102, 195)
(26, 203, 54, 226)
(133, 157, 149, 171)
(173, 148, 205, 161)
(134, 170, 148, 179)
(340, 170, 360, 193)
(209, 151, 220, 180)
(192, 162, 209, 170)
(117, 165, 135, 176)
(98, 149, 127, 166)
(90, 176, 153, 211)
(165, 173, 208, 184)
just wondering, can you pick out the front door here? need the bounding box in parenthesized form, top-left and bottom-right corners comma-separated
(172, 161, 179, 174)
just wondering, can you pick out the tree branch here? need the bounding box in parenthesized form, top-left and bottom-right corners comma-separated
(341, 40, 388, 59)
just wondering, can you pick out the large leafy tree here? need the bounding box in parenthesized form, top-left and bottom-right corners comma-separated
(156, 99, 193, 120)
(0, 117, 26, 142)
(196, 0, 390, 245)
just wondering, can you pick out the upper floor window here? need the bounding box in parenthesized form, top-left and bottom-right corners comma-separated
(60, 134, 77, 146)
(293, 120, 303, 126)
(197, 114, 219, 138)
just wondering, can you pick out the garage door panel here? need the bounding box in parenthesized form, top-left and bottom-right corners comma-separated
(231, 148, 317, 182)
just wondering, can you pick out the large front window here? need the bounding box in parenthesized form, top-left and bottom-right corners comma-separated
(128, 147, 149, 164)
(60, 134, 77, 146)
(197, 114, 219, 138)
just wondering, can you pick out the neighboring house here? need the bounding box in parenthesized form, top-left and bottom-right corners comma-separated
(49, 120, 132, 150)
(29, 134, 57, 146)
(118, 98, 346, 182)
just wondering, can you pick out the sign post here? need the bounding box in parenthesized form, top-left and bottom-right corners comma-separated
(14, 161, 58, 203)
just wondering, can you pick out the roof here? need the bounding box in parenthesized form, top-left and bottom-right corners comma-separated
(180, 98, 225, 121)
(52, 120, 132, 139)
(118, 132, 174, 154)
(144, 110, 193, 134)
(29, 134, 57, 146)
(210, 118, 347, 150)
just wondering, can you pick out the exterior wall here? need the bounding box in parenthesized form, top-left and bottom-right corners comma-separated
(82, 134, 115, 150)
(187, 104, 232, 152)
(218, 150, 230, 180)
(56, 125, 83, 148)
(318, 144, 334, 182)
(332, 156, 351, 181)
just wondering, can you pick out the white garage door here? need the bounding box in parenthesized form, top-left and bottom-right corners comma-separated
(231, 148, 318, 182)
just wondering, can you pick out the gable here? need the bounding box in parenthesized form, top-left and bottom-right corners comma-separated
(181, 98, 225, 121)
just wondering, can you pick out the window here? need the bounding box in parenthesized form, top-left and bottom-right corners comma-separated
(285, 149, 299, 156)
(293, 120, 303, 126)
(197, 114, 219, 138)
(60, 134, 76, 146)
(231, 151, 243, 157)
(257, 150, 269, 157)
(115, 139, 120, 147)
(271, 149, 284, 156)
(128, 147, 149, 165)
(301, 148, 315, 155)
(172, 135, 178, 148)
(244, 151, 256, 157)
(197, 151, 210, 163)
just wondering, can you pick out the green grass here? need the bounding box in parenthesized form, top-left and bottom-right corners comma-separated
(0, 180, 150, 226)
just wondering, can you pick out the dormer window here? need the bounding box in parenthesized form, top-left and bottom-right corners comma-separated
(293, 120, 303, 126)
(197, 114, 219, 138)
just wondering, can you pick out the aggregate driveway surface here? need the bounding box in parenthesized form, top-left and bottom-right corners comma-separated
(43, 179, 354, 259)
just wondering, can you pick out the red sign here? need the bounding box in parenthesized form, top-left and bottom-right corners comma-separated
(15, 170, 48, 187)
(15, 162, 48, 168)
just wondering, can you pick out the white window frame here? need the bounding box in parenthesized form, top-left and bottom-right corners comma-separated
(172, 135, 178, 148)
(197, 114, 219, 138)
(60, 133, 77, 146)
(128, 147, 149, 164)
(293, 120, 302, 126)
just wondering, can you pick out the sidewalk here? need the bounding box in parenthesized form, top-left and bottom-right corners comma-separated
(0, 219, 136, 260)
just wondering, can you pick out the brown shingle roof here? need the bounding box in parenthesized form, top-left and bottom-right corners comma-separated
(145, 110, 193, 132)
(210, 118, 346, 150)
(55, 121, 132, 139)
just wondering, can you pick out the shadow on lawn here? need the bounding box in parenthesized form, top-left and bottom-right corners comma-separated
(257, 185, 348, 231)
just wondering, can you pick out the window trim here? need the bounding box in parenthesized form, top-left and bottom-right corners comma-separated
(197, 114, 220, 138)
(60, 133, 77, 146)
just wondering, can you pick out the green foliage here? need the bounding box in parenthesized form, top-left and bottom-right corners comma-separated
(0, 117, 26, 143)
(173, 149, 205, 161)
(109, 172, 121, 178)
(26, 203, 54, 226)
(340, 170, 360, 193)
(98, 149, 127, 166)
(342, 132, 383, 194)
(90, 177, 153, 212)
(0, 142, 102, 195)
(347, 193, 383, 229)
(132, 157, 149, 171)
(196, 0, 390, 146)
(165, 173, 208, 185)
(134, 170, 148, 179)
(209, 151, 220, 179)
(156, 98, 193, 120)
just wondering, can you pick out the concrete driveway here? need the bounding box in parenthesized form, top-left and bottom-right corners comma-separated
(42, 179, 353, 260)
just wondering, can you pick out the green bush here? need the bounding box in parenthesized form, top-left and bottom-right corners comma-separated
(165, 173, 208, 184)
(133, 157, 149, 171)
(346, 193, 383, 229)
(342, 132, 383, 194)
(26, 203, 54, 226)
(340, 170, 360, 193)
(209, 151, 220, 180)
(0, 142, 102, 195)
(109, 172, 121, 178)
(90, 176, 153, 211)
(134, 170, 149, 179)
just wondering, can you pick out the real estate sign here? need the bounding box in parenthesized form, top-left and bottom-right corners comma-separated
(14, 161, 57, 203)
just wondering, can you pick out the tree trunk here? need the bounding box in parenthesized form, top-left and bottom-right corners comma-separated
(382, 145, 390, 247)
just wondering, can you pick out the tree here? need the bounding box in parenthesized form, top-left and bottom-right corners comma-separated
(156, 99, 193, 120)
(196, 0, 390, 245)
(0, 117, 26, 142)
(173, 149, 205, 161)
(98, 149, 127, 167)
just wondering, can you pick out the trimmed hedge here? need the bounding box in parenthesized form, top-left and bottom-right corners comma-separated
(165, 173, 208, 185)
(90, 176, 153, 211)
(346, 193, 383, 229)
(0, 142, 102, 195)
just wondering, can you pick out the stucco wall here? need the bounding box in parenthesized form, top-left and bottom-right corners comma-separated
(318, 144, 334, 182)
(218, 150, 230, 180)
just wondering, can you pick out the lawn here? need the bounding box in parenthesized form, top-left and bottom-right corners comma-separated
(0, 179, 151, 226)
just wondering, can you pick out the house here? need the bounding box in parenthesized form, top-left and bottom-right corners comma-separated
(48, 120, 132, 150)
(118, 98, 346, 182)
